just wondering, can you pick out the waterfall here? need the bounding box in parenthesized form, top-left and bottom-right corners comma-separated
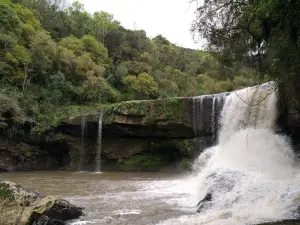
(163, 83, 300, 225)
(211, 97, 216, 141)
(80, 115, 87, 171)
(95, 112, 103, 172)
(211, 94, 226, 142)
(190, 94, 225, 138)
(192, 96, 205, 136)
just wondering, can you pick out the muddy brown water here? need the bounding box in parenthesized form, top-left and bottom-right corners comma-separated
(0, 171, 196, 225)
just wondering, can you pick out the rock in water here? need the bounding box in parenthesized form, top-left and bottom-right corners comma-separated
(256, 221, 300, 225)
(0, 181, 83, 225)
(196, 193, 212, 213)
(0, 168, 8, 173)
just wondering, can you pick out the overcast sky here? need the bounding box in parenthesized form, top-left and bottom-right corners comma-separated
(69, 0, 202, 49)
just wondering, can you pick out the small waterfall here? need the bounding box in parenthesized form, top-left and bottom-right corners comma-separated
(95, 112, 103, 172)
(80, 115, 87, 171)
(211, 97, 216, 141)
(167, 83, 300, 225)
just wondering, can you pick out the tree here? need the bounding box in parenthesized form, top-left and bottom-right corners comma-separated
(58, 36, 83, 56)
(80, 35, 110, 64)
(191, 0, 300, 76)
(82, 75, 119, 102)
(123, 72, 158, 99)
(19, 0, 70, 38)
(30, 31, 57, 74)
(90, 11, 120, 44)
(68, 1, 90, 38)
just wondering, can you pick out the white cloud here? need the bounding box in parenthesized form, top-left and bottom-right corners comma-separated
(69, 0, 203, 49)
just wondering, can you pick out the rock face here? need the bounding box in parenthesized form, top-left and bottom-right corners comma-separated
(57, 96, 226, 171)
(0, 136, 70, 172)
(0, 95, 224, 172)
(60, 96, 226, 139)
(60, 132, 212, 171)
(279, 82, 300, 149)
(60, 98, 193, 138)
(0, 181, 83, 225)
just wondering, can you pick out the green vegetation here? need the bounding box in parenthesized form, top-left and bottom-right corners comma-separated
(192, 0, 300, 98)
(0, 0, 11, 5)
(103, 98, 186, 125)
(0, 1, 265, 133)
(180, 159, 190, 170)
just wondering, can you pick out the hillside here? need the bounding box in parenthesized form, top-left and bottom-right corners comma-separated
(0, 1, 264, 132)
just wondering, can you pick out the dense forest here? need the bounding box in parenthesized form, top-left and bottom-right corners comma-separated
(0, 0, 265, 133)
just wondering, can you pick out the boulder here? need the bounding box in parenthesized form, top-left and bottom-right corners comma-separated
(0, 181, 83, 225)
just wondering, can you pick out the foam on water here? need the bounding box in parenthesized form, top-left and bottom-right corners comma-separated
(159, 84, 300, 225)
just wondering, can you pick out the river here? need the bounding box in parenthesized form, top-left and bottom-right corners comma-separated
(0, 171, 197, 225)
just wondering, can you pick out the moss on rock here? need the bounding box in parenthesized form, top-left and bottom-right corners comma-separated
(59, 98, 194, 138)
(103, 97, 186, 125)
(0, 182, 14, 199)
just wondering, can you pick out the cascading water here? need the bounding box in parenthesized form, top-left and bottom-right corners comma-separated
(190, 94, 225, 139)
(95, 112, 103, 172)
(160, 83, 300, 225)
(192, 96, 205, 137)
(211, 94, 226, 142)
(80, 115, 87, 171)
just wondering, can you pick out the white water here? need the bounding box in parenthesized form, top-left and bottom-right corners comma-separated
(95, 112, 103, 172)
(159, 84, 300, 225)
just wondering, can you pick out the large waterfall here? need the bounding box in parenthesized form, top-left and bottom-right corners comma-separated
(162, 84, 300, 225)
